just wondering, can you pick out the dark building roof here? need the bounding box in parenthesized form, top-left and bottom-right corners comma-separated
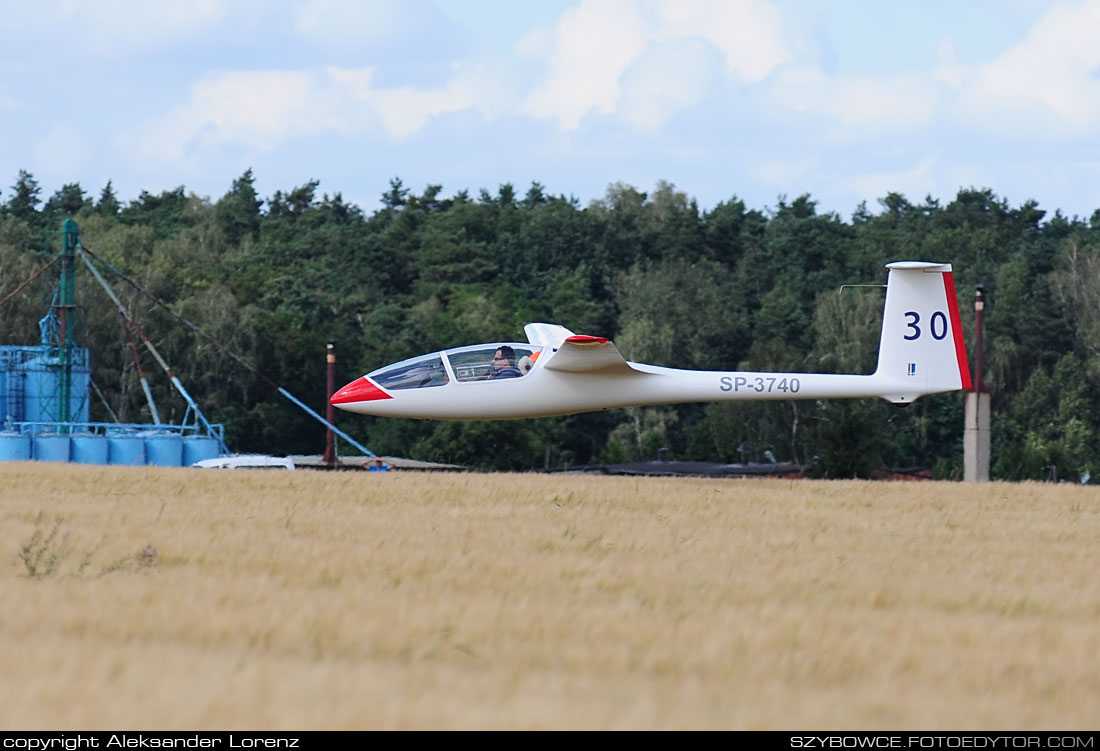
(559, 461, 805, 479)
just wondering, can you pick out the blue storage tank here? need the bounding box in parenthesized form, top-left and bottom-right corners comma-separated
(4, 348, 91, 425)
(0, 432, 31, 461)
(107, 434, 145, 466)
(33, 434, 70, 462)
(71, 434, 108, 464)
(183, 435, 220, 466)
(23, 364, 62, 424)
(2, 371, 24, 423)
(145, 433, 183, 467)
(71, 370, 91, 421)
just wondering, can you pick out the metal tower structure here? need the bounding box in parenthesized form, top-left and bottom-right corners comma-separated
(55, 218, 79, 426)
(3, 218, 374, 467)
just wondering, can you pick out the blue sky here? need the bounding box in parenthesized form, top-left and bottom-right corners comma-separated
(2, 0, 1099, 220)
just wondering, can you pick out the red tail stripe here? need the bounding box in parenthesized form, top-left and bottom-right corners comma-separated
(565, 335, 609, 344)
(942, 272, 972, 390)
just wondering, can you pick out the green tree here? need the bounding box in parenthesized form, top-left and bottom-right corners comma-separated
(805, 400, 888, 478)
(702, 196, 766, 267)
(411, 420, 543, 470)
(43, 183, 92, 222)
(614, 257, 746, 370)
(215, 169, 262, 246)
(6, 170, 43, 228)
(381, 177, 408, 211)
(120, 186, 204, 239)
(96, 180, 121, 217)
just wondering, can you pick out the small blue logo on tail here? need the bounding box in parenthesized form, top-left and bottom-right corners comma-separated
(907, 363, 917, 376)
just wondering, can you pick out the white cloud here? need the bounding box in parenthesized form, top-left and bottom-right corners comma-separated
(128, 61, 509, 165)
(655, 0, 789, 82)
(330, 64, 484, 139)
(844, 156, 939, 205)
(949, 0, 1100, 136)
(739, 1, 1100, 146)
(127, 70, 334, 164)
(770, 66, 941, 133)
(612, 0, 1100, 150)
(523, 0, 790, 130)
(76, 0, 1100, 223)
(522, 0, 650, 129)
(190, 71, 334, 148)
(617, 39, 719, 131)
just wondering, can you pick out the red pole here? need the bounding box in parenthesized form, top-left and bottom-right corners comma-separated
(323, 342, 336, 466)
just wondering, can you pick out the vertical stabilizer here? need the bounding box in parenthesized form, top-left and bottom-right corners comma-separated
(873, 262, 971, 403)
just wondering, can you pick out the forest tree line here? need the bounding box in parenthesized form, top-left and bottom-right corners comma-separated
(2, 168, 1099, 479)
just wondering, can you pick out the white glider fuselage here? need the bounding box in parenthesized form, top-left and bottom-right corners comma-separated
(332, 262, 972, 421)
(339, 365, 908, 421)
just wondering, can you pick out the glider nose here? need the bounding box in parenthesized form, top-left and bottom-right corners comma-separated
(330, 377, 393, 406)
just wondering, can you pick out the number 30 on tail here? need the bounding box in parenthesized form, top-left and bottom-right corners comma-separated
(332, 262, 971, 420)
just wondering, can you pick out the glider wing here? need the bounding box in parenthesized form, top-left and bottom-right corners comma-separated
(540, 335, 649, 376)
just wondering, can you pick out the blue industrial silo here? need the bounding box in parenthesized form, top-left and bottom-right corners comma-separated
(1, 219, 226, 466)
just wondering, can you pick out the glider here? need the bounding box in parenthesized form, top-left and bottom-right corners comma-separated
(331, 262, 971, 420)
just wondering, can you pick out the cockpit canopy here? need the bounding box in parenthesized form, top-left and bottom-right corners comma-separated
(445, 343, 540, 382)
(368, 352, 450, 391)
(367, 343, 542, 391)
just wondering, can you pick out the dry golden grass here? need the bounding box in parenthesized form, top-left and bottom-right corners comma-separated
(1, 462, 1098, 730)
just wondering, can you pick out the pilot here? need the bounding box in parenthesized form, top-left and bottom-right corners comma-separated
(487, 346, 522, 379)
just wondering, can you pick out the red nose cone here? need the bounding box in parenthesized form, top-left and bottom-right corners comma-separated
(331, 377, 393, 405)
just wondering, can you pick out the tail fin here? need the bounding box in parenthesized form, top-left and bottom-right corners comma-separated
(873, 262, 972, 404)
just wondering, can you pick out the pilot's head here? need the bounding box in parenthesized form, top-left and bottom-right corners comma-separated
(493, 346, 516, 369)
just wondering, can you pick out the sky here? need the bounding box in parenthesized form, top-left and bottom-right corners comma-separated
(2, 0, 1100, 221)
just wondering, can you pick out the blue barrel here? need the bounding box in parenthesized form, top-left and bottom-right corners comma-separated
(34, 434, 70, 462)
(71, 434, 108, 465)
(0, 432, 31, 461)
(107, 434, 145, 466)
(183, 436, 220, 466)
(145, 433, 183, 467)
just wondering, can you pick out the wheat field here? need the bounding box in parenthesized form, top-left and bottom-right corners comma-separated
(1, 462, 1097, 730)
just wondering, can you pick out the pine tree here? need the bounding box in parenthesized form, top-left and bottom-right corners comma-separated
(44, 183, 91, 222)
(7, 169, 42, 225)
(215, 168, 263, 245)
(97, 180, 121, 217)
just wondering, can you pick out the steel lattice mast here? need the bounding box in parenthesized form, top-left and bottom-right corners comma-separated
(55, 218, 79, 426)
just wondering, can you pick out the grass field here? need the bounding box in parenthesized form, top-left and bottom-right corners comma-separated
(1, 462, 1098, 730)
